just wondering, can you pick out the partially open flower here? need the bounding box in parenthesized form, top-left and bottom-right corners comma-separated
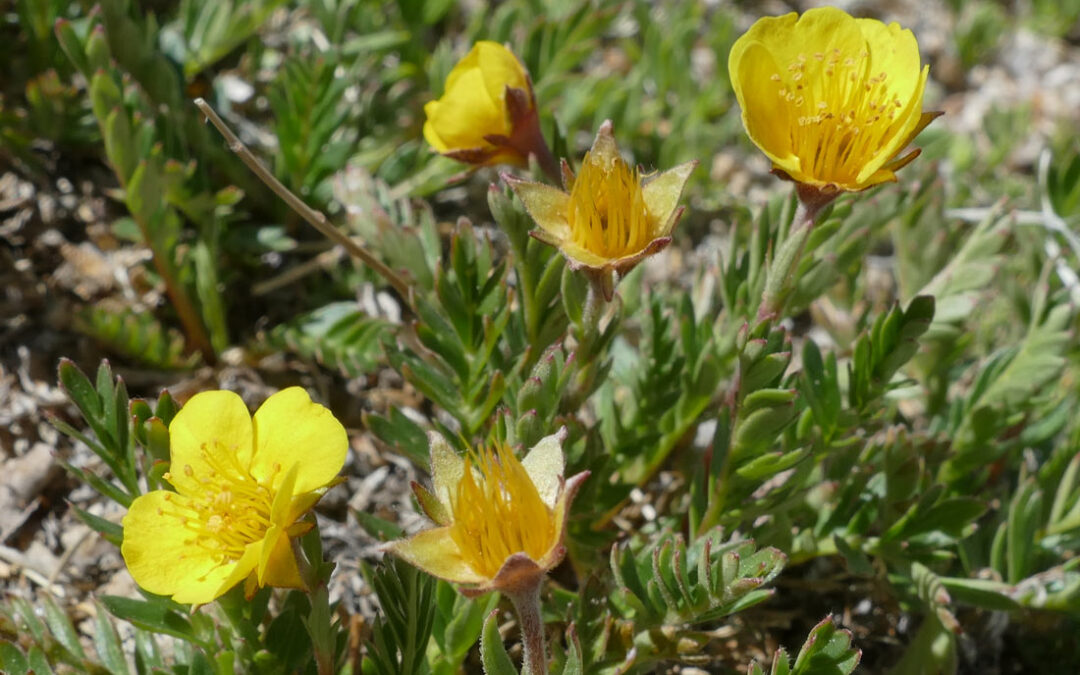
(386, 429, 586, 596)
(504, 120, 696, 300)
(424, 41, 554, 175)
(729, 7, 940, 198)
(121, 388, 347, 605)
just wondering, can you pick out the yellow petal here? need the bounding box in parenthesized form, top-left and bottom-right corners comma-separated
(475, 41, 529, 106)
(442, 43, 482, 96)
(384, 528, 487, 585)
(121, 491, 237, 604)
(731, 7, 936, 191)
(745, 8, 862, 68)
(284, 490, 326, 525)
(730, 38, 800, 175)
(259, 528, 305, 589)
(642, 161, 697, 236)
(854, 65, 929, 185)
(422, 101, 448, 153)
(427, 67, 505, 151)
(252, 524, 304, 589)
(270, 463, 299, 525)
(214, 540, 262, 600)
(521, 430, 565, 509)
(856, 17, 922, 106)
(250, 387, 348, 495)
(167, 390, 253, 495)
(504, 175, 572, 240)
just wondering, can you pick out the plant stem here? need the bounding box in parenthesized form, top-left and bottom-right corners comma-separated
(507, 581, 548, 675)
(153, 254, 216, 361)
(294, 535, 336, 675)
(703, 185, 837, 531)
(309, 585, 336, 675)
(193, 98, 414, 304)
(757, 199, 816, 321)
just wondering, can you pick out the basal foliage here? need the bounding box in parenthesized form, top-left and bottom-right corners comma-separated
(2, 1, 1079, 674)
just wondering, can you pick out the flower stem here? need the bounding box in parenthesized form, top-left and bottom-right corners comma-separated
(309, 584, 336, 675)
(756, 189, 833, 321)
(294, 534, 337, 675)
(507, 581, 548, 675)
(193, 98, 414, 304)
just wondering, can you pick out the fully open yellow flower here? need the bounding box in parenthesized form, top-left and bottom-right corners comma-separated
(121, 387, 347, 604)
(504, 120, 696, 300)
(729, 7, 940, 193)
(386, 430, 586, 595)
(424, 41, 545, 169)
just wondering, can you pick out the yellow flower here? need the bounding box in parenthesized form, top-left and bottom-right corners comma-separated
(504, 120, 696, 300)
(121, 387, 347, 605)
(729, 7, 940, 194)
(386, 430, 587, 596)
(424, 41, 550, 172)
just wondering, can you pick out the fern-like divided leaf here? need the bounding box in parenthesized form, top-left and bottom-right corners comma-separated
(848, 295, 935, 412)
(610, 528, 786, 627)
(362, 557, 436, 675)
(0, 594, 136, 675)
(266, 301, 392, 379)
(748, 616, 861, 675)
(76, 304, 198, 370)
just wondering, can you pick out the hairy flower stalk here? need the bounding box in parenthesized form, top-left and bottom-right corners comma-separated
(386, 430, 587, 674)
(121, 388, 347, 605)
(504, 120, 696, 301)
(729, 7, 940, 208)
(425, 41, 558, 180)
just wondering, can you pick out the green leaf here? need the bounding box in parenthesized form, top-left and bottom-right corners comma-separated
(41, 594, 87, 661)
(939, 577, 1020, 611)
(362, 557, 436, 675)
(610, 529, 786, 627)
(789, 616, 861, 675)
(1006, 481, 1043, 584)
(187, 648, 215, 675)
(848, 296, 934, 411)
(58, 358, 102, 421)
(480, 610, 518, 675)
(364, 408, 429, 469)
(93, 603, 131, 675)
(8, 596, 46, 642)
(54, 19, 92, 77)
(70, 504, 124, 546)
(100, 596, 196, 642)
(431, 586, 498, 670)
(352, 508, 404, 541)
(26, 646, 55, 675)
(559, 624, 585, 675)
(0, 641, 29, 675)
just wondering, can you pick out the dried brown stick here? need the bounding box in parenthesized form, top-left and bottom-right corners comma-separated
(193, 98, 413, 302)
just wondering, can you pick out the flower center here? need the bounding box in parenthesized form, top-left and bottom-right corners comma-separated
(448, 443, 555, 578)
(773, 49, 907, 183)
(161, 441, 278, 566)
(567, 150, 652, 259)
